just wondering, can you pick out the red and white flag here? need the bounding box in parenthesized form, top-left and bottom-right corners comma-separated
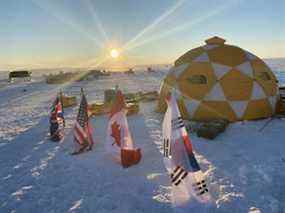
(49, 94, 65, 142)
(72, 90, 94, 155)
(162, 92, 212, 208)
(106, 90, 141, 168)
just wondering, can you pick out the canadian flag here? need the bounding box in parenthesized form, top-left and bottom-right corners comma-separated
(162, 92, 212, 208)
(106, 90, 141, 168)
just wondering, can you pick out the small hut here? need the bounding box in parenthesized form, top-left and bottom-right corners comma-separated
(9, 71, 31, 82)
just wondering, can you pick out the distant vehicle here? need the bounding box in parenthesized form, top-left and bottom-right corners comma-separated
(101, 70, 111, 76)
(125, 68, 135, 75)
(147, 67, 155, 73)
(87, 70, 110, 78)
(9, 70, 31, 82)
(46, 71, 77, 84)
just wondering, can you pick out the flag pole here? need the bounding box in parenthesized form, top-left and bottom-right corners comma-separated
(59, 89, 65, 127)
(80, 87, 84, 96)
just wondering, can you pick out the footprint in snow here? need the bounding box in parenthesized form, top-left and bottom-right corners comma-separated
(69, 199, 83, 212)
(249, 206, 261, 213)
(30, 146, 59, 178)
(3, 174, 12, 180)
(12, 185, 33, 201)
(22, 155, 31, 161)
(13, 163, 23, 170)
(37, 140, 45, 145)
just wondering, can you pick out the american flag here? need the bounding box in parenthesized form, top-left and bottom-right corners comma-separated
(73, 91, 94, 150)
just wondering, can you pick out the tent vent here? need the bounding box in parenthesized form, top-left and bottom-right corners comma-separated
(205, 36, 226, 45)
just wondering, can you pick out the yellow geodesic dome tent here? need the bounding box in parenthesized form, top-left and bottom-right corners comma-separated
(158, 36, 279, 122)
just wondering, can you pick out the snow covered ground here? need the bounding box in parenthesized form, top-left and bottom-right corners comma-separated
(0, 63, 285, 213)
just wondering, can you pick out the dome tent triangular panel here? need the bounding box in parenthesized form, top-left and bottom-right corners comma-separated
(170, 63, 190, 79)
(178, 62, 217, 100)
(251, 59, 278, 97)
(183, 98, 201, 118)
(251, 82, 267, 100)
(175, 47, 205, 66)
(236, 61, 254, 78)
(157, 36, 278, 122)
(243, 99, 273, 120)
(229, 101, 249, 119)
(220, 69, 253, 101)
(208, 45, 246, 67)
(211, 63, 232, 80)
(193, 101, 237, 122)
(245, 51, 258, 61)
(193, 52, 210, 62)
(204, 83, 226, 101)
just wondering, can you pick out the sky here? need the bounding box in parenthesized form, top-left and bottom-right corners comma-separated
(0, 0, 284, 70)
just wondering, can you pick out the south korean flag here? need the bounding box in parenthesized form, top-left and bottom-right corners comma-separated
(162, 90, 212, 208)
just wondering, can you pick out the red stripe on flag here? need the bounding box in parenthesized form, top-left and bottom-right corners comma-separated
(75, 122, 87, 138)
(74, 130, 84, 145)
(74, 128, 85, 145)
(182, 135, 193, 154)
(74, 122, 87, 144)
(86, 121, 94, 145)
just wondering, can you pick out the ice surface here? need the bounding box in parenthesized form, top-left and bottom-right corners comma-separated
(0, 61, 284, 212)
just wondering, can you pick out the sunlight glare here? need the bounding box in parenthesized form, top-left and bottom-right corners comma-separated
(110, 49, 119, 58)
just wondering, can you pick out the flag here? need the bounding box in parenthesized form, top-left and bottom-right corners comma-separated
(106, 90, 141, 168)
(49, 95, 64, 142)
(72, 90, 94, 155)
(162, 92, 212, 208)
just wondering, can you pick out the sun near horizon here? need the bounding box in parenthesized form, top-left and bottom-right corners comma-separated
(110, 49, 120, 59)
